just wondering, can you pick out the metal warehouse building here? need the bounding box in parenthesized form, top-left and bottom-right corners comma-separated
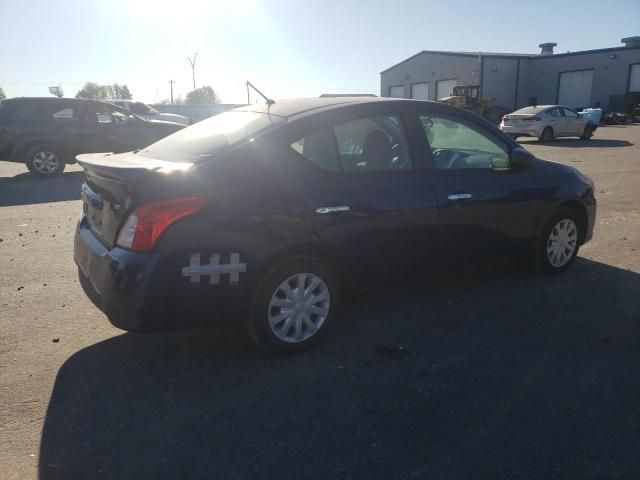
(381, 36, 640, 112)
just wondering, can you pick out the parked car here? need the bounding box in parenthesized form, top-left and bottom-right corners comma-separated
(74, 97, 596, 353)
(109, 99, 191, 125)
(0, 97, 185, 175)
(500, 105, 597, 142)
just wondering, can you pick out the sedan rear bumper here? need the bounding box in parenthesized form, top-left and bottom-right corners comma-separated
(74, 217, 162, 331)
(74, 216, 242, 332)
(500, 124, 543, 137)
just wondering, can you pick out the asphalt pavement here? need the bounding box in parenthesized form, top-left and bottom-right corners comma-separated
(1, 125, 639, 479)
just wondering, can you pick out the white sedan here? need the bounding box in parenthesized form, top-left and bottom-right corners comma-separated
(500, 105, 596, 142)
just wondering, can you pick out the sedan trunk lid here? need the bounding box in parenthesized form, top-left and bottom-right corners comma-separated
(77, 152, 194, 246)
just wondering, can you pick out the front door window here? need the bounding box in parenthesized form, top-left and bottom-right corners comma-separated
(419, 114, 509, 170)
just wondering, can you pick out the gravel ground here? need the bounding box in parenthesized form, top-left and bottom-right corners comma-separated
(1, 125, 639, 479)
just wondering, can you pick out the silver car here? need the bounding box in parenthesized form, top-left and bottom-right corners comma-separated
(109, 100, 191, 126)
(500, 105, 596, 142)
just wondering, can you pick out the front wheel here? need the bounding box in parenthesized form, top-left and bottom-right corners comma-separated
(581, 124, 594, 140)
(539, 127, 554, 143)
(535, 207, 583, 274)
(247, 258, 339, 353)
(25, 145, 66, 176)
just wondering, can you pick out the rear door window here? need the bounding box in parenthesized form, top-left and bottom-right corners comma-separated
(51, 106, 76, 121)
(291, 114, 413, 173)
(291, 129, 340, 172)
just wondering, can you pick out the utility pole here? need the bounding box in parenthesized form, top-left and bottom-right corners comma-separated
(169, 80, 175, 104)
(187, 53, 198, 91)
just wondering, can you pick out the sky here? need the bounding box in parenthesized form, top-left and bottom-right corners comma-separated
(1, 0, 639, 104)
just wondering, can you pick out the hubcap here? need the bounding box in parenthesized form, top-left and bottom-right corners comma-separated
(267, 273, 330, 343)
(32, 151, 59, 174)
(547, 219, 578, 267)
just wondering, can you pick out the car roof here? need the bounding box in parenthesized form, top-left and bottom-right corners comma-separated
(234, 96, 403, 119)
(513, 105, 560, 113)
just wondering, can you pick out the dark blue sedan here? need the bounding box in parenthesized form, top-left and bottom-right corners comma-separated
(74, 97, 596, 353)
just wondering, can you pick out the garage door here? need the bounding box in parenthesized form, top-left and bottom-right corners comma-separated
(388, 85, 405, 98)
(411, 83, 429, 100)
(558, 70, 594, 109)
(436, 79, 457, 100)
(630, 64, 640, 92)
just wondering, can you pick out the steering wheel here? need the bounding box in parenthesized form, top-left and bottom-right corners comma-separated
(432, 149, 462, 169)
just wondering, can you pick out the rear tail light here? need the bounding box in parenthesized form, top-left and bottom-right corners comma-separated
(116, 196, 207, 252)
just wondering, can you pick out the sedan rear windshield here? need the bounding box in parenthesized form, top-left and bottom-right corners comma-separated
(137, 111, 284, 163)
(514, 106, 546, 115)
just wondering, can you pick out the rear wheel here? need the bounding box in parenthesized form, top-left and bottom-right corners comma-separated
(25, 145, 66, 176)
(535, 207, 583, 274)
(581, 124, 594, 140)
(539, 127, 554, 143)
(247, 258, 339, 353)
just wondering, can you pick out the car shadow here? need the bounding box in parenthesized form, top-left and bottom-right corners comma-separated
(39, 258, 640, 479)
(519, 138, 633, 148)
(0, 171, 84, 206)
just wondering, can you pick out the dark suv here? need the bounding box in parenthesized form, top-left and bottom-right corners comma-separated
(0, 97, 185, 176)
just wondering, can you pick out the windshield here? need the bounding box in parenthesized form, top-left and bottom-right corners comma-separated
(131, 102, 155, 115)
(137, 110, 283, 162)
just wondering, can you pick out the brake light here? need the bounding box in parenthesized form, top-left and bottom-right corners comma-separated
(116, 196, 207, 252)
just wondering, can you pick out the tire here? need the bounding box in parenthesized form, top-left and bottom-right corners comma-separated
(25, 145, 66, 176)
(247, 257, 340, 354)
(535, 207, 583, 275)
(581, 124, 594, 140)
(539, 127, 554, 143)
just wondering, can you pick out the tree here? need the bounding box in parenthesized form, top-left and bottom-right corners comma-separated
(0, 86, 5, 100)
(75, 82, 133, 100)
(185, 86, 218, 105)
(102, 83, 132, 100)
(48, 85, 64, 98)
(75, 82, 104, 100)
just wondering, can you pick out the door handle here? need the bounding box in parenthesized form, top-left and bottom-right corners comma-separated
(315, 206, 350, 214)
(447, 193, 472, 201)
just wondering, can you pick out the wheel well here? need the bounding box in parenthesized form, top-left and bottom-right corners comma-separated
(557, 200, 588, 243)
(260, 246, 355, 298)
(20, 140, 68, 163)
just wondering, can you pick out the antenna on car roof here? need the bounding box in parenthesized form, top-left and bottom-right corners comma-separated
(246, 81, 275, 106)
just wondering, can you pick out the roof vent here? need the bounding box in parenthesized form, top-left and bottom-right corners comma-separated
(621, 36, 640, 48)
(538, 42, 557, 56)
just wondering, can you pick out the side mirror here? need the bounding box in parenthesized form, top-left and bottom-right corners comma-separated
(510, 147, 535, 168)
